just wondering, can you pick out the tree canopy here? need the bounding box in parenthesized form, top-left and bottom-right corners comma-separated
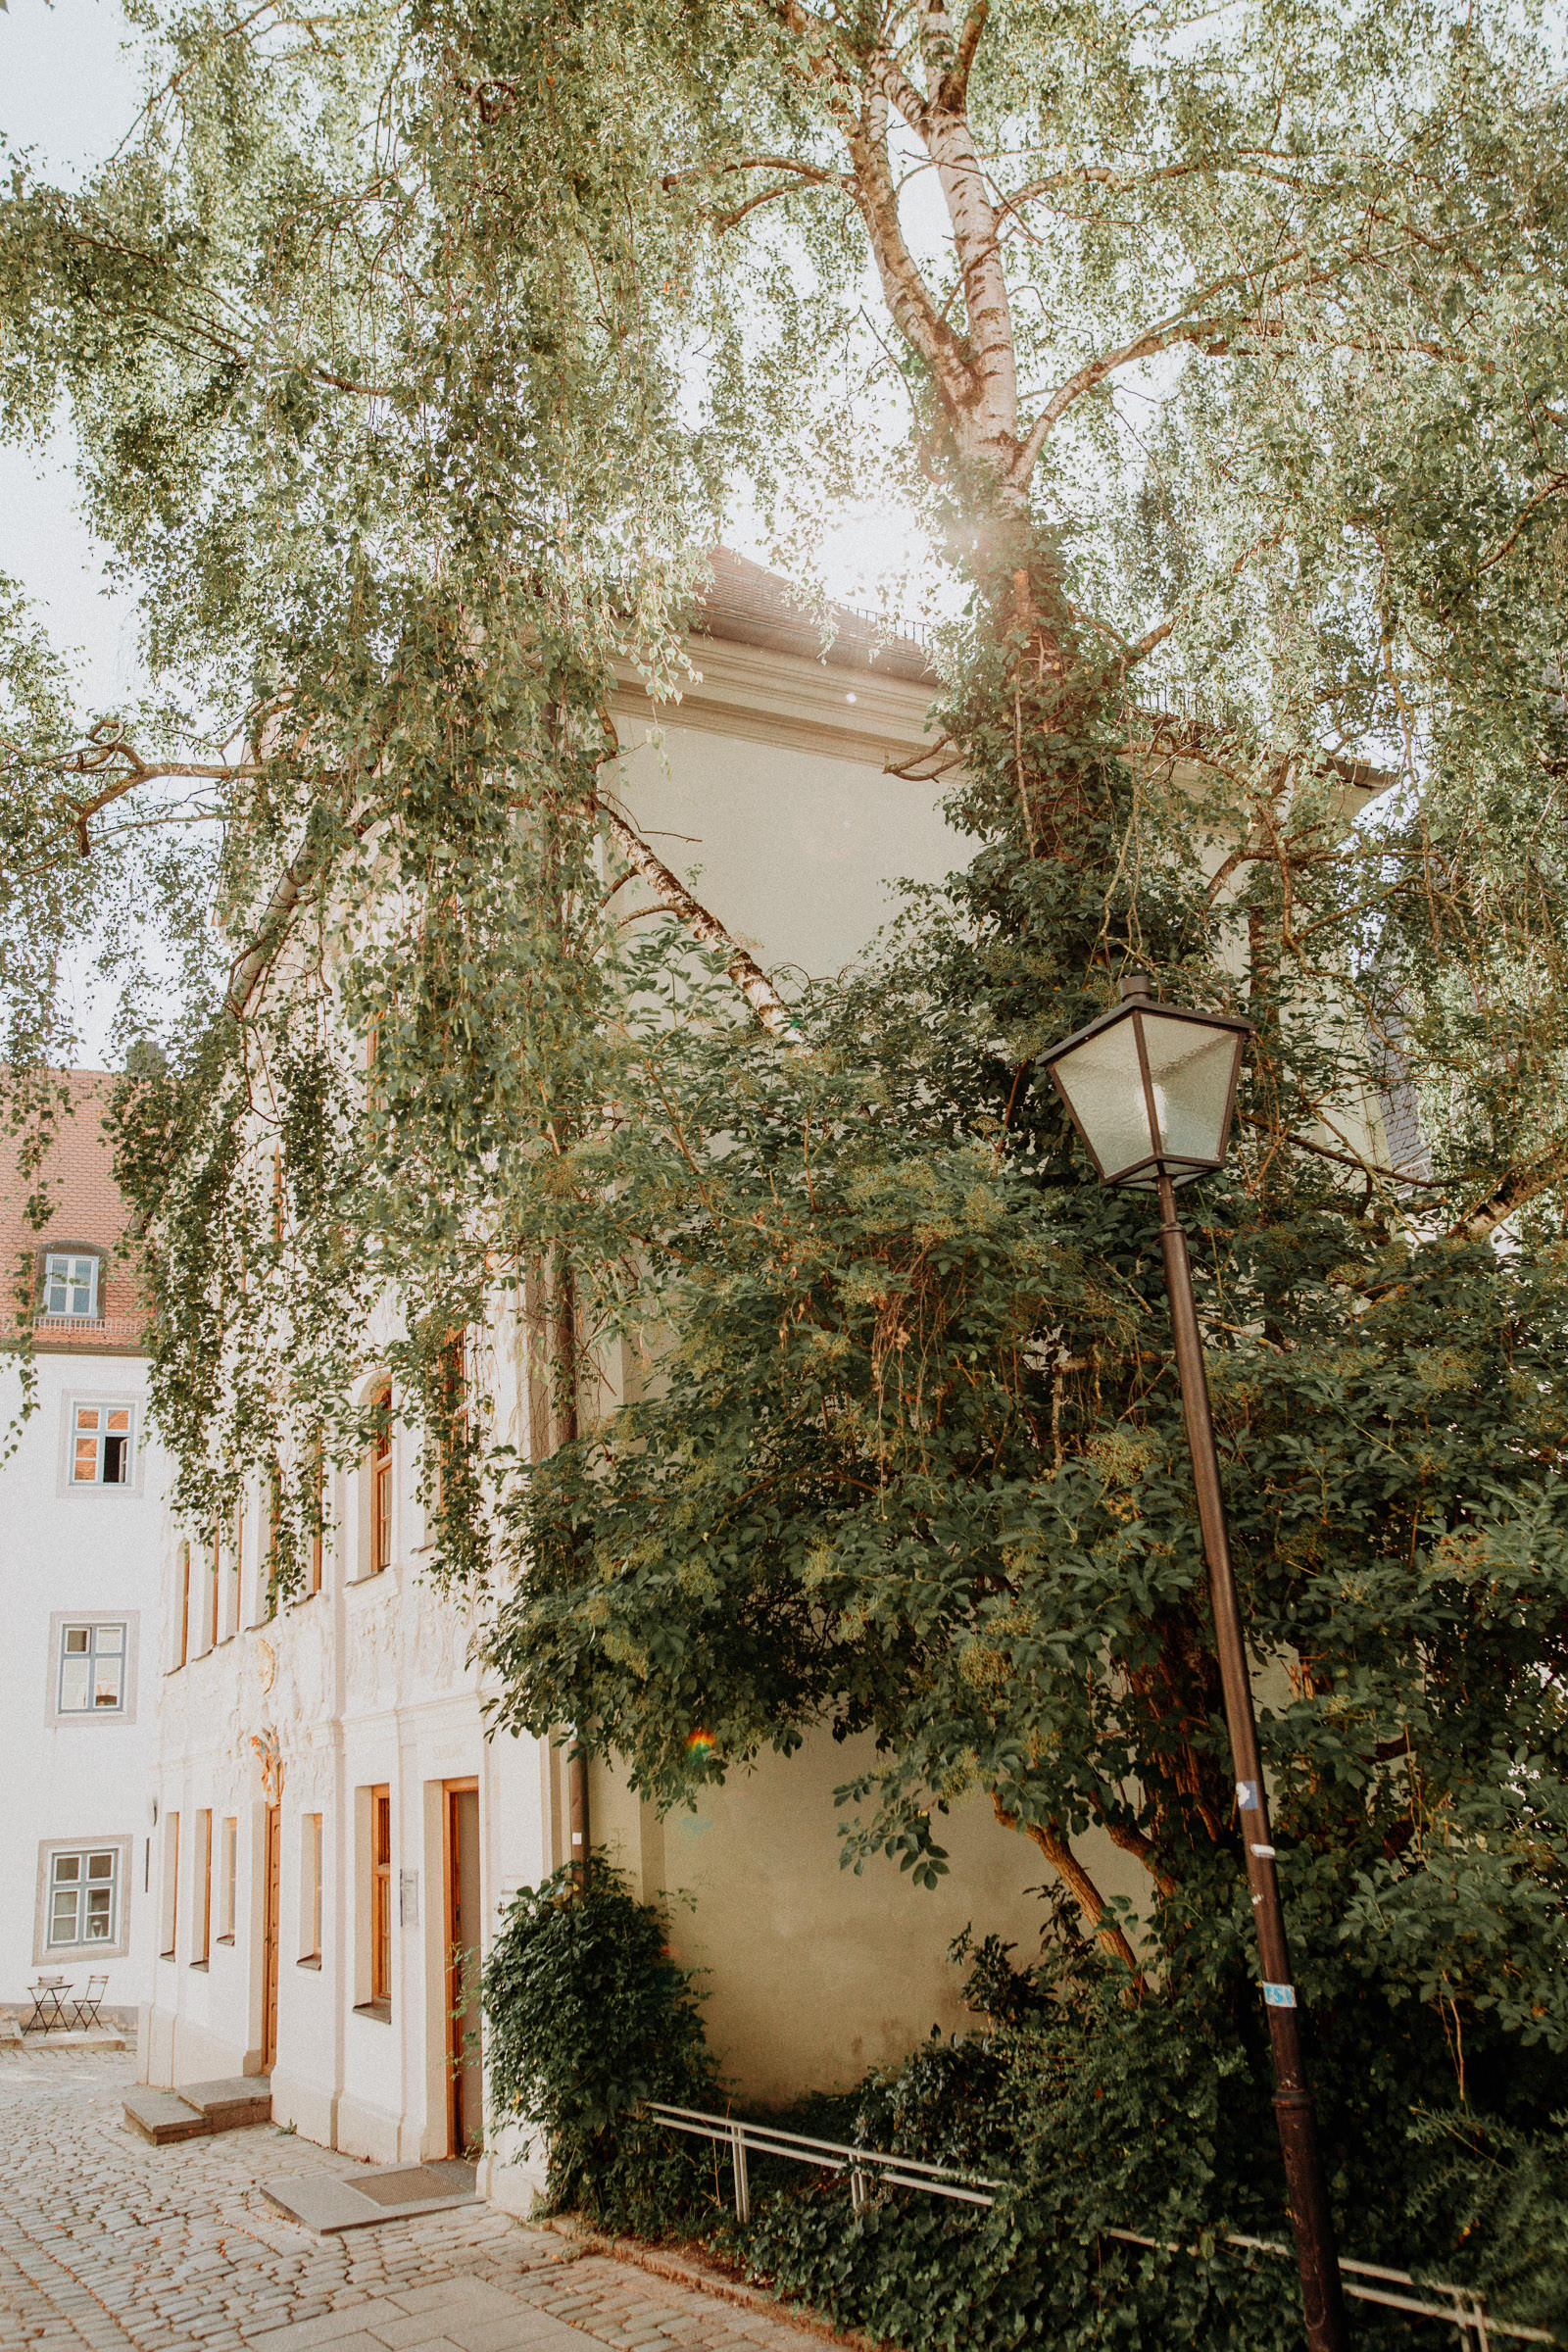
(4, 0, 1568, 2281)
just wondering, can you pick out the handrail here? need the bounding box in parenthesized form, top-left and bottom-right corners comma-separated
(646, 2102, 1557, 2349)
(647, 2101, 999, 2219)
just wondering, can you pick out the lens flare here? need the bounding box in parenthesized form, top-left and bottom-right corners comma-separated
(686, 1729, 716, 1757)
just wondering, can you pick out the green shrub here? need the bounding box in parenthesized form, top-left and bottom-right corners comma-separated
(480, 1859, 718, 2234)
(484, 1877, 1568, 2345)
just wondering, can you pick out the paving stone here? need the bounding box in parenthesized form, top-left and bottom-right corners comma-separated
(0, 2054, 851, 2352)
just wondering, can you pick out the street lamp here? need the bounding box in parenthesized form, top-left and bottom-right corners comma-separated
(1038, 972, 1350, 2352)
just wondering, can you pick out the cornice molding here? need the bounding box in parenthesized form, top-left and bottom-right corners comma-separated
(611, 638, 944, 768)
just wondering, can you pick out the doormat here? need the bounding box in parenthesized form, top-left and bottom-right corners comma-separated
(262, 2159, 478, 2232)
(357, 2166, 467, 2206)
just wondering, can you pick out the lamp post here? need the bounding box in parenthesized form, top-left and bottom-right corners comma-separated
(1038, 972, 1350, 2352)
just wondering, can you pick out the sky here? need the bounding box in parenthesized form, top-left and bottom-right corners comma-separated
(0, 0, 948, 1058)
(0, 0, 949, 705)
(1, 0, 152, 710)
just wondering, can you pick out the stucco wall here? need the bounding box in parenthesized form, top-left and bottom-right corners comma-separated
(587, 1735, 1146, 2107)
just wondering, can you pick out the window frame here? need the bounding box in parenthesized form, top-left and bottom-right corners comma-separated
(57, 1620, 128, 1716)
(174, 1541, 190, 1669)
(309, 1437, 326, 1595)
(299, 1811, 323, 1965)
(32, 1836, 133, 1963)
(370, 1786, 392, 2005)
(44, 1614, 139, 1728)
(191, 1810, 213, 1967)
(370, 1383, 394, 1575)
(38, 1246, 103, 1321)
(69, 1398, 136, 1489)
(160, 1811, 180, 1960)
(217, 1815, 238, 1943)
(46, 1847, 119, 1949)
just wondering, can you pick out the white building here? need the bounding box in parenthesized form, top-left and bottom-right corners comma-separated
(136, 557, 1399, 2200)
(0, 1074, 166, 2028)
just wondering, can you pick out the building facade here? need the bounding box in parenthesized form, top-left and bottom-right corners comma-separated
(0, 1073, 166, 2023)
(136, 556, 1402, 2206)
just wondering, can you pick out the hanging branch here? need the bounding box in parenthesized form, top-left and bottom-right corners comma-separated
(594, 797, 801, 1043)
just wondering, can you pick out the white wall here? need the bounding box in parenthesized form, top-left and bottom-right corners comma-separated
(0, 1348, 163, 2010)
(143, 1298, 549, 2164)
(612, 710, 969, 980)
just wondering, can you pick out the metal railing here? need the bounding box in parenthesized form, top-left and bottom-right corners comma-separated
(647, 2102, 1557, 2351)
(648, 2101, 1000, 2221)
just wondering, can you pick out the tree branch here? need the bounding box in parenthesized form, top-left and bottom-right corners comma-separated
(1455, 1142, 1568, 1239)
(1235, 1108, 1446, 1190)
(943, 1, 989, 110)
(993, 1791, 1146, 1987)
(594, 798, 800, 1042)
(1014, 303, 1236, 482)
(1126, 527, 1287, 671)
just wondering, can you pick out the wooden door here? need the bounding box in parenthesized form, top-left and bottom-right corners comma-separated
(262, 1803, 280, 2070)
(445, 1784, 482, 2154)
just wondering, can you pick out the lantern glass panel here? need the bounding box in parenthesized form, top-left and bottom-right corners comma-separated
(1140, 1012, 1244, 1172)
(1049, 1013, 1155, 1183)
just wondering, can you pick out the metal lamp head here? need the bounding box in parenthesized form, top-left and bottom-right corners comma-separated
(1038, 973, 1250, 1192)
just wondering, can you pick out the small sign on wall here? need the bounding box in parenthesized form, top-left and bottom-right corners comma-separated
(400, 1870, 419, 1927)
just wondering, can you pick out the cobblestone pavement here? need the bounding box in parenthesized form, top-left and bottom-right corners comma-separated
(0, 2054, 841, 2352)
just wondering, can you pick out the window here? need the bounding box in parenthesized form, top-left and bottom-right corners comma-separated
(434, 1332, 469, 1519)
(174, 1543, 190, 1668)
(49, 1847, 119, 1948)
(370, 1786, 391, 2004)
(72, 1401, 134, 1486)
(160, 1812, 179, 1958)
(300, 1813, 323, 1963)
(218, 1816, 237, 1942)
(227, 1508, 242, 1637)
(193, 1811, 212, 1965)
(205, 1529, 220, 1651)
(58, 1622, 126, 1714)
(266, 1458, 283, 1605)
(370, 1385, 393, 1573)
(42, 1251, 99, 1319)
(309, 1438, 326, 1595)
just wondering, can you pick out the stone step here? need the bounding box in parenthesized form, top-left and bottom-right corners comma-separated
(122, 2075, 271, 2145)
(122, 2086, 209, 2145)
(178, 2075, 272, 2132)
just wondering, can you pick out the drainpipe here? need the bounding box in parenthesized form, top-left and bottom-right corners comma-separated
(568, 1742, 591, 1897)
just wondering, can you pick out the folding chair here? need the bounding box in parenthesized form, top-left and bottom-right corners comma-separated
(25, 1977, 72, 2033)
(71, 1975, 109, 2032)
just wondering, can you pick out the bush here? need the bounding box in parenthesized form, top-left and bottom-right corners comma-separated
(480, 1859, 718, 2234)
(483, 1880, 1568, 2346)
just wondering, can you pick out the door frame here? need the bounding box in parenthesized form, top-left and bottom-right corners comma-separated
(261, 1801, 281, 2071)
(442, 1777, 480, 2156)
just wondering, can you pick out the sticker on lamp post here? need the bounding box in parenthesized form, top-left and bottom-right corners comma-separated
(1236, 1780, 1261, 1811)
(1262, 1982, 1298, 2009)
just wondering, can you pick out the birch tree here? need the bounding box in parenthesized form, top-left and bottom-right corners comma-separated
(4, 0, 1568, 2286)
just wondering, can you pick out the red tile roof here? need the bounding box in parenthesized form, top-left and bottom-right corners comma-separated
(0, 1072, 147, 1354)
